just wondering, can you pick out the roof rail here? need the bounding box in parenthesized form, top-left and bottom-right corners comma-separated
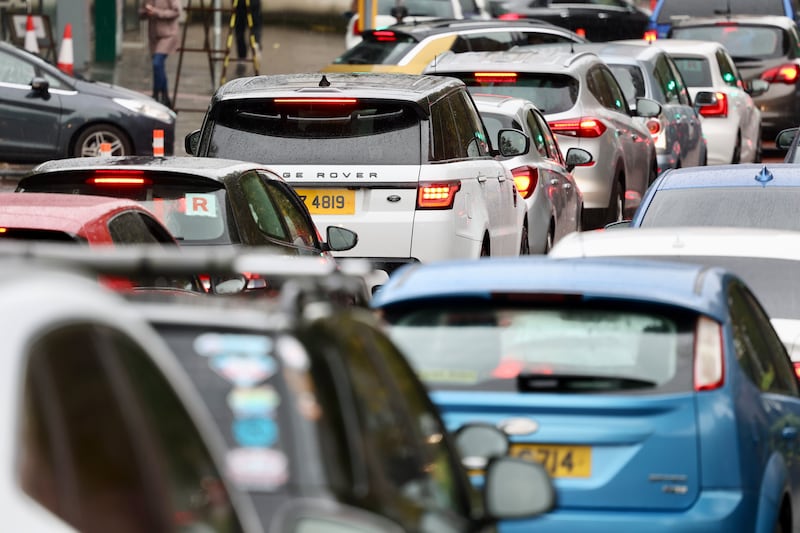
(563, 51, 598, 67)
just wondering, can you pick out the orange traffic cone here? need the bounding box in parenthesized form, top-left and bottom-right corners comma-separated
(57, 23, 74, 76)
(152, 129, 165, 157)
(23, 14, 39, 54)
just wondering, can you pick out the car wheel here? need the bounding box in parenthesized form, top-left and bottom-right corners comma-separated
(519, 224, 530, 255)
(480, 236, 490, 258)
(754, 135, 763, 163)
(544, 223, 554, 254)
(731, 132, 741, 164)
(74, 124, 132, 157)
(606, 177, 624, 225)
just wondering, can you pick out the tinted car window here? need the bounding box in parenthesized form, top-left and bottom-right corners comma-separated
(451, 91, 490, 158)
(108, 211, 173, 244)
(671, 56, 713, 87)
(333, 34, 419, 65)
(454, 72, 579, 114)
(639, 188, 800, 230)
(461, 31, 515, 52)
(609, 64, 645, 104)
(656, 0, 791, 23)
(431, 98, 464, 161)
(716, 50, 741, 87)
(0, 48, 35, 85)
(264, 180, 318, 249)
(383, 302, 696, 394)
(672, 25, 787, 59)
(206, 99, 422, 165)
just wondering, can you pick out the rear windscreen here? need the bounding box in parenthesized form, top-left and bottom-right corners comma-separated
(334, 34, 418, 65)
(609, 64, 646, 104)
(670, 57, 712, 87)
(446, 72, 579, 114)
(657, 0, 790, 23)
(671, 25, 787, 59)
(18, 174, 232, 245)
(207, 99, 422, 165)
(383, 301, 696, 394)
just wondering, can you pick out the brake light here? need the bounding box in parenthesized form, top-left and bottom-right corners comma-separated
(698, 92, 728, 118)
(795, 362, 800, 380)
(273, 98, 357, 104)
(87, 171, 151, 186)
(646, 118, 661, 135)
(372, 30, 396, 42)
(511, 166, 539, 199)
(694, 315, 724, 391)
(575, 28, 586, 38)
(643, 29, 657, 42)
(761, 64, 799, 84)
(417, 182, 461, 209)
(498, 13, 522, 20)
(474, 72, 517, 84)
(0, 228, 6, 234)
(548, 117, 607, 138)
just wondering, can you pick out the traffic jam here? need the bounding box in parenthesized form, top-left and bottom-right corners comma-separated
(4, 0, 800, 531)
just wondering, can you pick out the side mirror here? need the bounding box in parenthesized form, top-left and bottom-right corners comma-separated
(212, 276, 248, 294)
(498, 128, 530, 157)
(325, 226, 358, 252)
(776, 127, 798, 151)
(484, 457, 556, 519)
(185, 130, 201, 156)
(30, 77, 50, 98)
(633, 97, 661, 118)
(454, 423, 509, 470)
(694, 90, 717, 109)
(604, 220, 631, 230)
(564, 147, 592, 172)
(745, 79, 769, 97)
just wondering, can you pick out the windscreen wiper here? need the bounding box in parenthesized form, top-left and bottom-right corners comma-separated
(517, 373, 657, 392)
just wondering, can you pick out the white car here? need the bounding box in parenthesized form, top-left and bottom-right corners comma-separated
(472, 93, 590, 253)
(344, 0, 490, 49)
(650, 39, 766, 165)
(186, 73, 529, 273)
(549, 226, 800, 364)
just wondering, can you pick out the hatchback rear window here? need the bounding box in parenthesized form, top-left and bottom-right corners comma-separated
(206, 98, 422, 165)
(334, 33, 418, 65)
(449, 72, 579, 114)
(383, 301, 695, 394)
(656, 0, 790, 23)
(671, 57, 712, 87)
(671, 25, 787, 59)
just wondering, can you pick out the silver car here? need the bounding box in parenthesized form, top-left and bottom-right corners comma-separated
(426, 48, 661, 229)
(473, 93, 590, 253)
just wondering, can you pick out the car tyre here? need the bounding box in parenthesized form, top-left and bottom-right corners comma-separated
(606, 177, 624, 225)
(74, 124, 132, 157)
(544, 223, 554, 254)
(480, 236, 490, 258)
(731, 132, 741, 164)
(520, 223, 530, 255)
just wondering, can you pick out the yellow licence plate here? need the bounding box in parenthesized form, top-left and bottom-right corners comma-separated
(295, 189, 355, 215)
(510, 444, 592, 478)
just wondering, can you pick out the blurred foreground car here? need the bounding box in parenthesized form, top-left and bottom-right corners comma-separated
(2, 244, 556, 532)
(17, 156, 357, 257)
(0, 41, 176, 162)
(629, 164, 800, 229)
(775, 126, 800, 162)
(372, 255, 800, 532)
(473, 93, 589, 252)
(0, 254, 259, 531)
(669, 15, 800, 142)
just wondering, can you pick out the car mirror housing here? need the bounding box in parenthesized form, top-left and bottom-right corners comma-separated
(775, 127, 798, 150)
(694, 91, 717, 108)
(745, 79, 769, 97)
(454, 423, 509, 470)
(484, 457, 556, 519)
(633, 97, 661, 118)
(30, 76, 50, 98)
(565, 147, 593, 172)
(185, 130, 201, 156)
(498, 128, 530, 157)
(325, 226, 358, 252)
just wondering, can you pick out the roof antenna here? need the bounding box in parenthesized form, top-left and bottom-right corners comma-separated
(570, 41, 574, 54)
(319, 75, 331, 87)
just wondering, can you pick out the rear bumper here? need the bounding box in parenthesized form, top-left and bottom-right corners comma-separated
(501, 489, 750, 533)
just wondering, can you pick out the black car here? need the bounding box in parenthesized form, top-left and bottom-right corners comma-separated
(16, 156, 358, 257)
(493, 0, 651, 41)
(0, 41, 176, 163)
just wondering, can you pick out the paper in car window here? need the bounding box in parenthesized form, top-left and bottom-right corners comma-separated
(185, 193, 218, 217)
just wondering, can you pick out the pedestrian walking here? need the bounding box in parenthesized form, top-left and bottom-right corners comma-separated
(140, 0, 182, 109)
(234, 0, 262, 75)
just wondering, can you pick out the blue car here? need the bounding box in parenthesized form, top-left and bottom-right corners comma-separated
(372, 256, 800, 532)
(629, 163, 800, 229)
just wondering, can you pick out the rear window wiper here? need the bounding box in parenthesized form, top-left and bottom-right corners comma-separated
(517, 373, 657, 393)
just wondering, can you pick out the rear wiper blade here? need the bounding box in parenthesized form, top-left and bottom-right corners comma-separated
(517, 373, 657, 392)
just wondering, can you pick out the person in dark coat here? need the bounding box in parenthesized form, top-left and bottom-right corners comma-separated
(140, 0, 182, 108)
(234, 0, 261, 75)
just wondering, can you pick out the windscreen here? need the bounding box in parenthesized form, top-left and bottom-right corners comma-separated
(639, 188, 800, 231)
(383, 301, 695, 394)
(671, 25, 787, 59)
(670, 56, 712, 87)
(609, 64, 645, 104)
(207, 98, 422, 165)
(334, 33, 418, 65)
(448, 72, 579, 114)
(18, 173, 233, 245)
(657, 0, 789, 23)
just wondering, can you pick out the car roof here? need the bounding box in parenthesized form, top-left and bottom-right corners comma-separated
(656, 163, 800, 190)
(426, 48, 599, 73)
(550, 226, 800, 262)
(212, 73, 466, 107)
(567, 41, 667, 64)
(371, 256, 730, 321)
(28, 155, 279, 183)
(366, 17, 574, 39)
(670, 14, 797, 29)
(645, 38, 727, 55)
(471, 92, 535, 114)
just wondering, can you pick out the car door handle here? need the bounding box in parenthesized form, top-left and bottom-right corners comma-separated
(497, 174, 506, 182)
(477, 174, 487, 183)
(563, 182, 572, 190)
(782, 426, 798, 441)
(550, 178, 560, 186)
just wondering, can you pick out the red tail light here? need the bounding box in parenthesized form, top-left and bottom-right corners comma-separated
(643, 29, 657, 42)
(498, 13, 522, 20)
(511, 166, 539, 199)
(548, 117, 607, 138)
(646, 118, 661, 135)
(698, 92, 728, 118)
(794, 362, 800, 380)
(87, 170, 151, 186)
(417, 182, 461, 209)
(761, 64, 799, 84)
(372, 30, 397, 42)
(273, 98, 357, 104)
(474, 72, 518, 84)
(694, 315, 725, 391)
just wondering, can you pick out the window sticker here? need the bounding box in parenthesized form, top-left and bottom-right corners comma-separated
(232, 417, 279, 448)
(226, 448, 289, 491)
(210, 354, 277, 387)
(194, 332, 272, 357)
(228, 386, 280, 418)
(185, 193, 218, 217)
(276, 335, 310, 370)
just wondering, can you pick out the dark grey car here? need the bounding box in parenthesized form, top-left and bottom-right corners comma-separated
(0, 41, 176, 163)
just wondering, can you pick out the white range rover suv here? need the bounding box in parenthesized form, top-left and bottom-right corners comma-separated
(186, 72, 530, 273)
